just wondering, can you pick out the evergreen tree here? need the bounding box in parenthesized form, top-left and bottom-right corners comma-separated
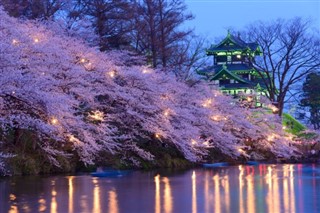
(301, 72, 320, 129)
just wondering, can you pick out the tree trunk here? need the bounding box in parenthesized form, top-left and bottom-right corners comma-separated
(146, 0, 157, 68)
(277, 99, 284, 117)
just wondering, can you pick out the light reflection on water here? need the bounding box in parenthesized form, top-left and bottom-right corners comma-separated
(1, 164, 320, 213)
(154, 174, 160, 213)
(108, 188, 118, 213)
(68, 176, 73, 213)
(192, 171, 197, 213)
(163, 177, 172, 213)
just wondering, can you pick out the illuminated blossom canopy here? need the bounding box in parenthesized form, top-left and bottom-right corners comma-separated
(0, 8, 300, 174)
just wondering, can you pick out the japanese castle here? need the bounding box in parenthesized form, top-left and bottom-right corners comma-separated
(197, 31, 267, 96)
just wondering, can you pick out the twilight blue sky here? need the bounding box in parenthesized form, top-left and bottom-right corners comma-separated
(185, 0, 320, 41)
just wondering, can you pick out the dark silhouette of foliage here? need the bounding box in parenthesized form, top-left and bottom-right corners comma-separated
(300, 72, 320, 130)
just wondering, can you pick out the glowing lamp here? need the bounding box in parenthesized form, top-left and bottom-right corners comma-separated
(268, 104, 278, 113)
(89, 110, 104, 121)
(51, 118, 58, 125)
(191, 139, 197, 145)
(210, 115, 220, 121)
(164, 109, 170, 117)
(267, 134, 275, 141)
(203, 141, 209, 147)
(69, 135, 76, 142)
(202, 99, 212, 108)
(142, 68, 151, 74)
(108, 70, 116, 78)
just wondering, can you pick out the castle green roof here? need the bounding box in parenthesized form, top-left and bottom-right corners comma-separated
(206, 32, 261, 55)
(210, 65, 250, 84)
(197, 64, 255, 76)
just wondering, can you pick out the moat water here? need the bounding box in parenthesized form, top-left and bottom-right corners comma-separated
(1, 164, 320, 213)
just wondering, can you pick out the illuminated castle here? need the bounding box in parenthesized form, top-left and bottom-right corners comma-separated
(197, 31, 267, 97)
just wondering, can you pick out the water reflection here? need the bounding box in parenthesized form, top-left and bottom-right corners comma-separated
(247, 170, 255, 213)
(201, 164, 317, 213)
(223, 174, 230, 213)
(153, 174, 173, 213)
(8, 206, 18, 213)
(154, 174, 161, 213)
(38, 198, 46, 212)
(108, 189, 118, 213)
(9, 193, 17, 213)
(213, 174, 221, 213)
(290, 165, 296, 213)
(163, 177, 172, 213)
(68, 176, 74, 213)
(204, 172, 209, 212)
(239, 165, 244, 213)
(192, 171, 197, 213)
(1, 164, 319, 213)
(50, 180, 57, 213)
(92, 178, 101, 213)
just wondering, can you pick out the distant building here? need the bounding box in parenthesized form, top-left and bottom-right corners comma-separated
(197, 31, 268, 99)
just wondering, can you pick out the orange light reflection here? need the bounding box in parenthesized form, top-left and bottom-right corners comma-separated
(273, 168, 280, 213)
(204, 172, 210, 212)
(155, 174, 161, 213)
(213, 174, 221, 213)
(192, 171, 197, 213)
(239, 165, 245, 213)
(51, 187, 57, 213)
(283, 165, 289, 213)
(68, 176, 74, 213)
(92, 178, 101, 213)
(289, 165, 296, 213)
(108, 189, 119, 213)
(38, 198, 46, 212)
(246, 171, 255, 213)
(163, 177, 172, 213)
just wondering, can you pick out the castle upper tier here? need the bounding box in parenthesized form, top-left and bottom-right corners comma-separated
(197, 32, 267, 95)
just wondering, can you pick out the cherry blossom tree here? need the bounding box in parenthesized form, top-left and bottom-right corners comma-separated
(0, 8, 301, 175)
